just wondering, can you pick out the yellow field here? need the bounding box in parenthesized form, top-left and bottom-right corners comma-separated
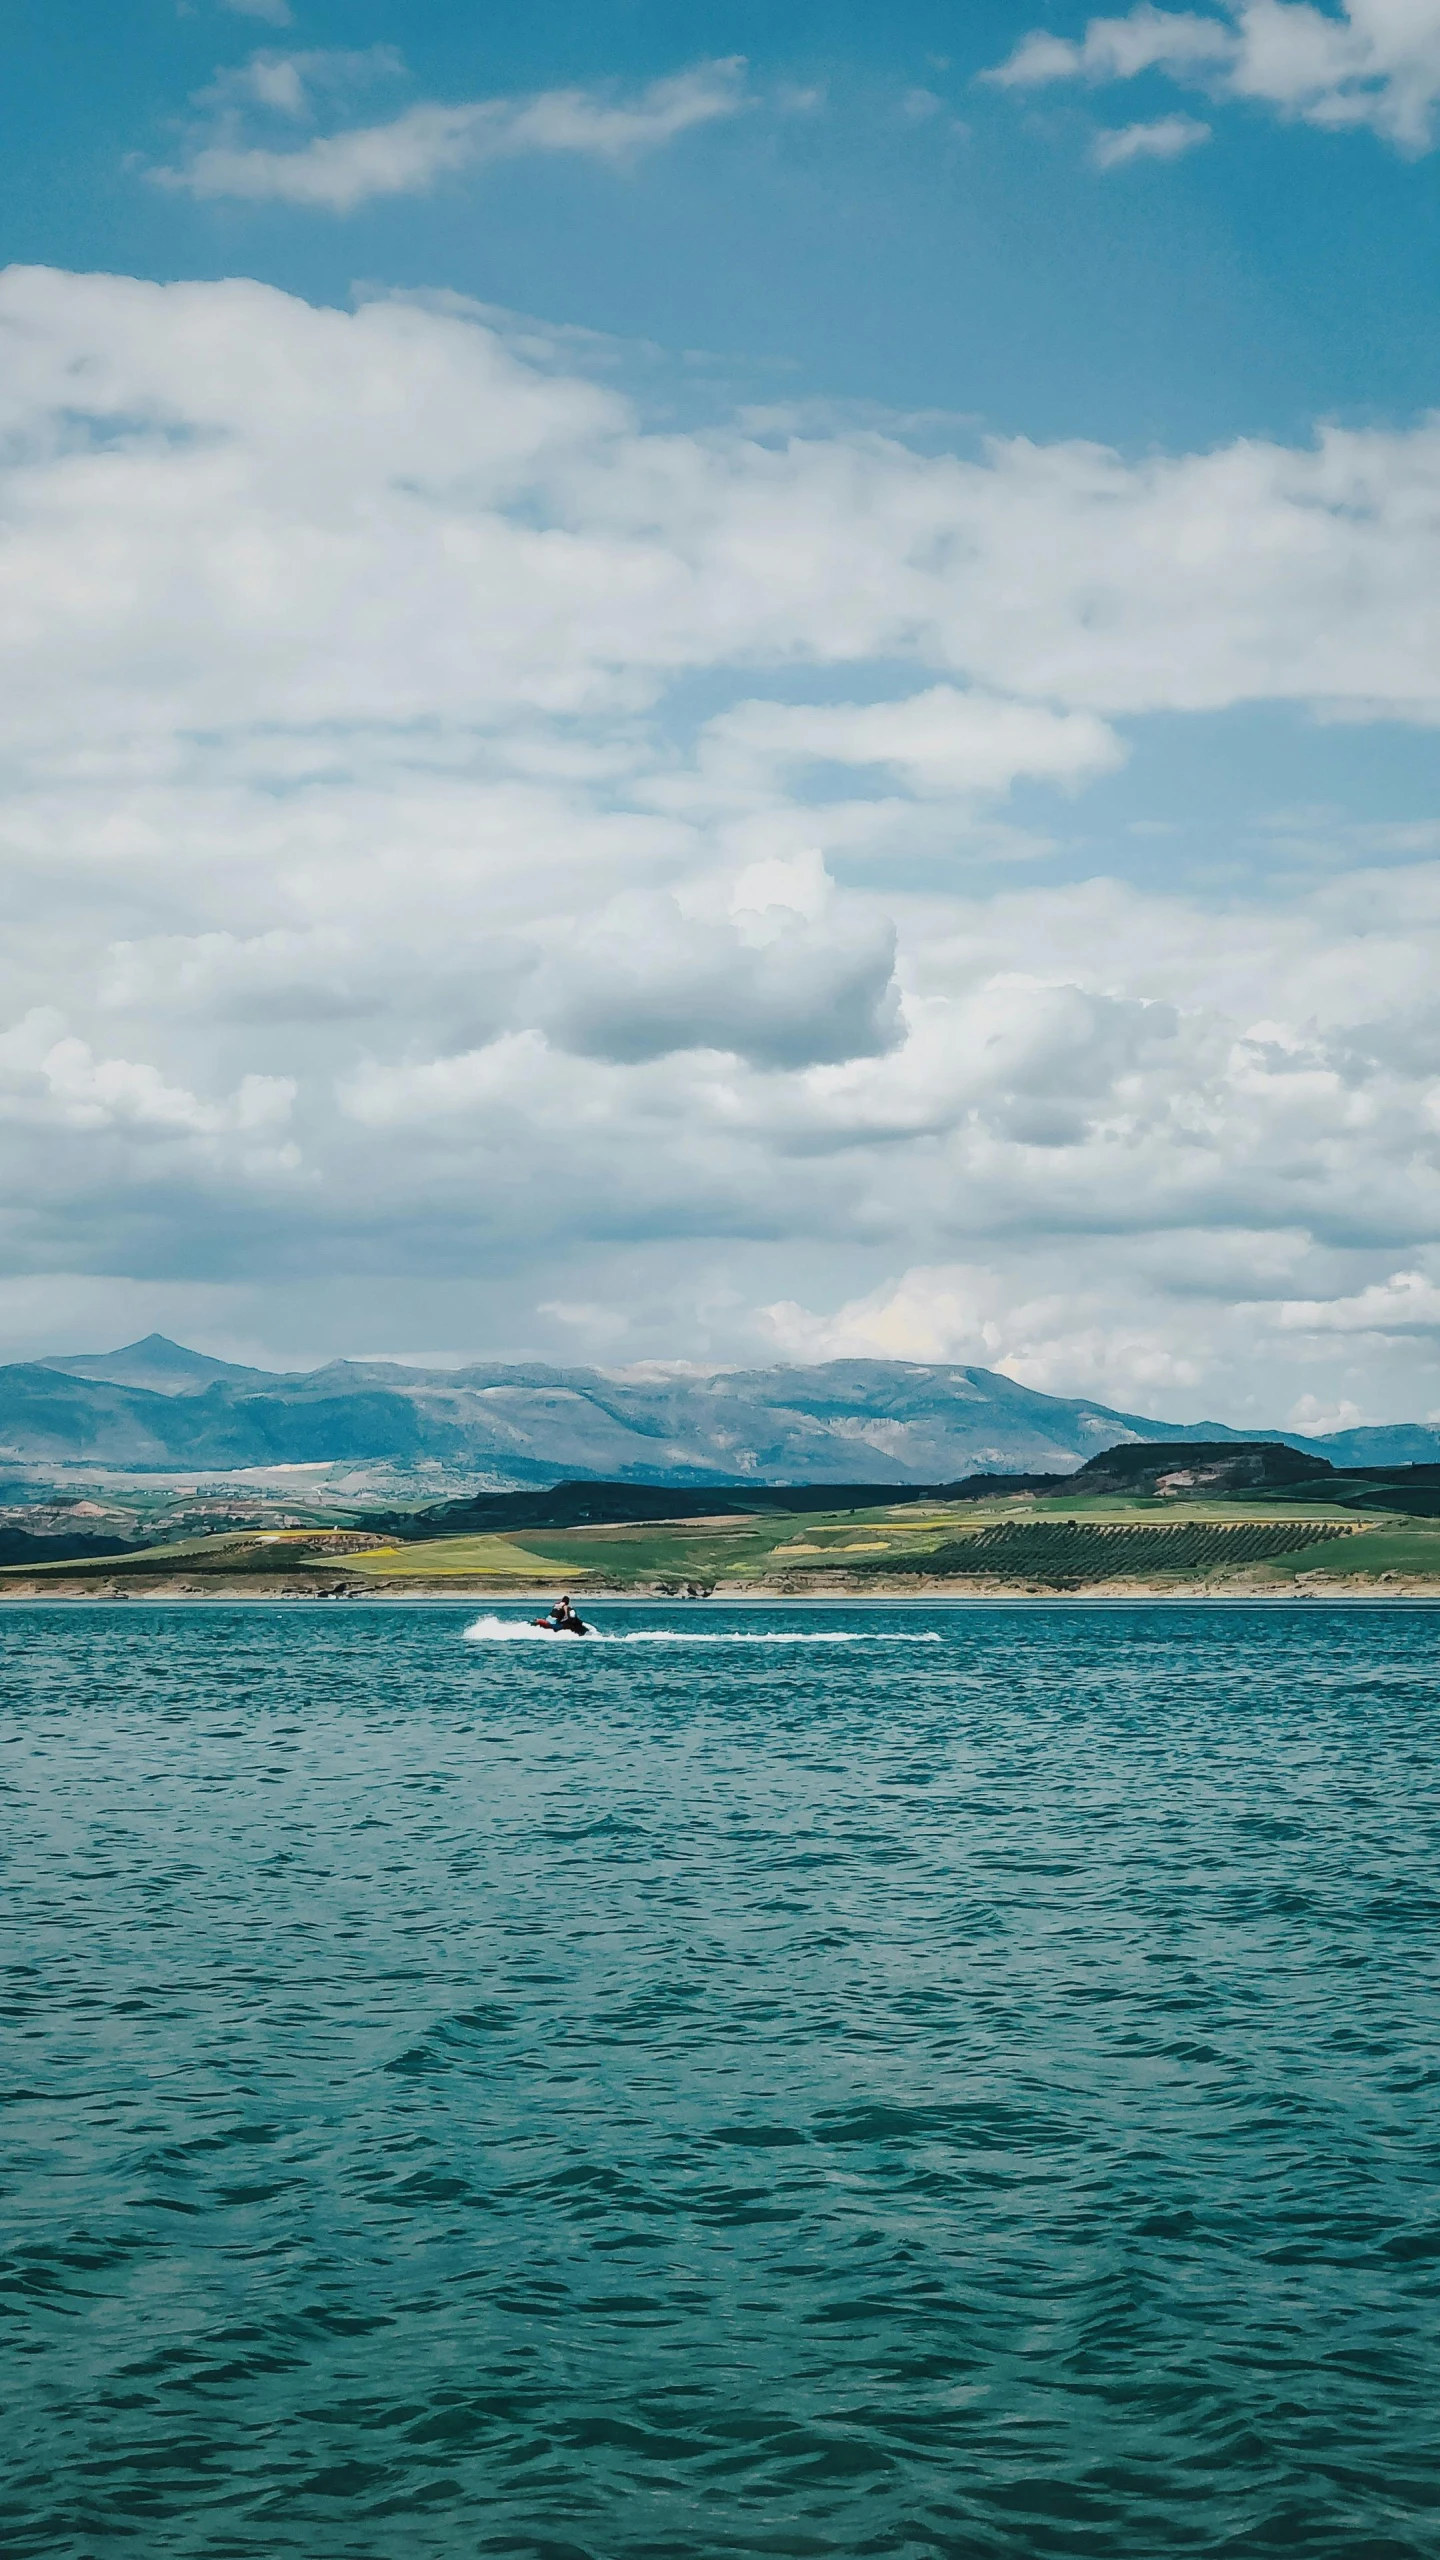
(344, 1533, 594, 1581)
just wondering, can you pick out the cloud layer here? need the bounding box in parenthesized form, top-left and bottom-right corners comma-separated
(1, 264, 1439, 1416)
(10, 262, 1440, 749)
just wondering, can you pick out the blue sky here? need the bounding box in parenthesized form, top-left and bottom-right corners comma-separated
(4, 0, 1440, 1426)
(10, 0, 1440, 448)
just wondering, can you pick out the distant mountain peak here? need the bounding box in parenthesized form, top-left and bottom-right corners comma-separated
(37, 1334, 280, 1397)
(112, 1333, 210, 1366)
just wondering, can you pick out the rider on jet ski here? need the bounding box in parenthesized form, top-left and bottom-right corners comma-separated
(533, 1593, 590, 1635)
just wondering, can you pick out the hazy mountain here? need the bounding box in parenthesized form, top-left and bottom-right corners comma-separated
(1307, 1422, 1440, 1467)
(38, 1333, 278, 1396)
(7, 1335, 1436, 1481)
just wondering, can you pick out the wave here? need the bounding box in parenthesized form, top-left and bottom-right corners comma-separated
(461, 1616, 942, 1647)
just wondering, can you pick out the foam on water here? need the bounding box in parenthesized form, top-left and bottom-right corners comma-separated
(463, 1613, 943, 1644)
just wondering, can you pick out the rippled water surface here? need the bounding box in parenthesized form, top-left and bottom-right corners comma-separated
(4, 1599, 1440, 2558)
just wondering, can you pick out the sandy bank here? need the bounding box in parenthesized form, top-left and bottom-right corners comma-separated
(5, 1574, 1440, 1603)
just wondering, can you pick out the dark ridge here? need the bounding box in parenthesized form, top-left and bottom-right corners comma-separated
(0, 1530, 144, 1569)
(1335, 1463, 1440, 1485)
(377, 1479, 951, 1537)
(1072, 1440, 1326, 1493)
(1071, 1441, 1440, 1518)
(375, 1473, 1081, 1539)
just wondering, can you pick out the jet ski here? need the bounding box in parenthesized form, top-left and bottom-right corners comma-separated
(531, 1601, 591, 1636)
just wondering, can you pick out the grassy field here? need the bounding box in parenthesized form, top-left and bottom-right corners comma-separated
(1280, 1523, 1440, 1579)
(6, 1489, 1440, 1591)
(347, 1512, 808, 1587)
(335, 1495, 1440, 1591)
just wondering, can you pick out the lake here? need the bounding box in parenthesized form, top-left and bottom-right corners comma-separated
(4, 1599, 1439, 2557)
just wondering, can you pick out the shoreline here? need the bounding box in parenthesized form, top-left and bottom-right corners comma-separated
(4, 1583, 1440, 1607)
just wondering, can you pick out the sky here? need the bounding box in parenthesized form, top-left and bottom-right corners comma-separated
(4, 0, 1440, 1427)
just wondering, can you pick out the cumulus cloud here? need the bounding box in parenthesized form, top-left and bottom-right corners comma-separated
(987, 0, 1440, 153)
(764, 1262, 1215, 1406)
(1274, 1270, 1440, 1332)
(0, 1010, 295, 1145)
(1285, 1391, 1365, 1431)
(155, 53, 750, 209)
(536, 879, 901, 1070)
(763, 1246, 1440, 1417)
(1092, 111, 1213, 162)
(0, 266, 1438, 1417)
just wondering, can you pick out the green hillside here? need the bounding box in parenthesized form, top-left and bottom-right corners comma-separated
(336, 1496, 1426, 1590)
(7, 1468, 1440, 1592)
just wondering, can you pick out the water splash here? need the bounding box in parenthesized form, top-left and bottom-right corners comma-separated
(462, 1614, 943, 1645)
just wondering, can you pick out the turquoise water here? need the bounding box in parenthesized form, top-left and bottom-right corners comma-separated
(4, 1599, 1439, 2559)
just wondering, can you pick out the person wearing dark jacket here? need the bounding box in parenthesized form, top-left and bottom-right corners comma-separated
(532, 1594, 590, 1635)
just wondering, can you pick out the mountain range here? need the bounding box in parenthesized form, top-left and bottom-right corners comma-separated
(2, 1335, 1436, 1482)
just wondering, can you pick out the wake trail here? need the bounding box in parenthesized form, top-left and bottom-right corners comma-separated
(462, 1617, 942, 1646)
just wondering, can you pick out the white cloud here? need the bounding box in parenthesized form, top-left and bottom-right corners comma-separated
(762, 1246, 1440, 1418)
(1286, 1390, 1365, 1429)
(166, 104, 497, 211)
(1226, 0, 1440, 145)
(535, 883, 901, 1069)
(487, 59, 748, 156)
(691, 690, 1125, 800)
(765, 1265, 1009, 1363)
(987, 0, 1440, 153)
(0, 267, 1439, 1417)
(987, 9, 1235, 88)
(195, 48, 404, 120)
(1093, 111, 1213, 161)
(13, 263, 1440, 770)
(0, 1009, 295, 1143)
(763, 1264, 1212, 1404)
(1274, 1270, 1440, 1332)
(102, 927, 374, 1022)
(156, 55, 750, 210)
